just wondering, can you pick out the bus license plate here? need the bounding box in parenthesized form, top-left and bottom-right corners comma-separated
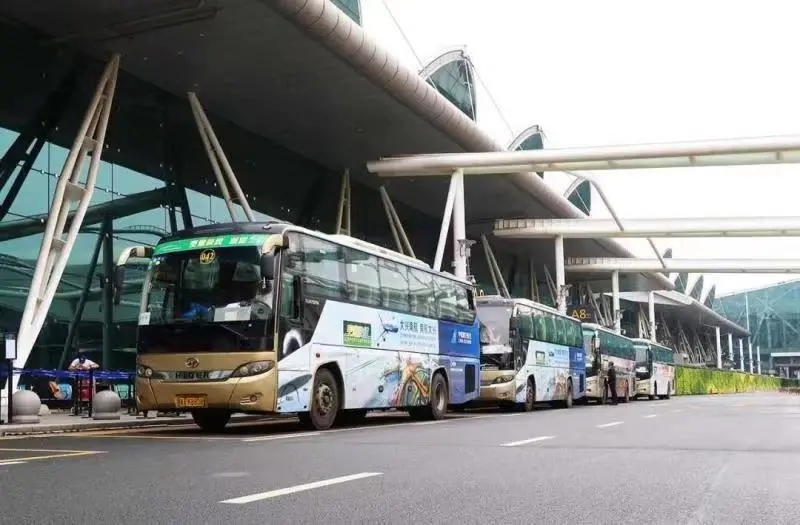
(175, 395, 207, 409)
(175, 371, 210, 381)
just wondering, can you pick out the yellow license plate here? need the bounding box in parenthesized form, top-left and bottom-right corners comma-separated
(175, 395, 207, 409)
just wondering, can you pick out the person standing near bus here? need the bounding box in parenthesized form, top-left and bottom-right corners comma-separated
(606, 362, 618, 405)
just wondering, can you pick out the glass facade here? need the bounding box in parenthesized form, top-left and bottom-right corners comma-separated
(567, 180, 591, 215)
(331, 0, 362, 25)
(425, 56, 478, 121)
(714, 280, 800, 375)
(0, 20, 447, 373)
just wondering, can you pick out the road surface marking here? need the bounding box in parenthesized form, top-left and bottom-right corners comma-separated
(643, 414, 658, 419)
(0, 461, 26, 466)
(597, 421, 623, 428)
(220, 472, 383, 504)
(243, 432, 321, 442)
(671, 409, 684, 413)
(500, 413, 525, 417)
(80, 434, 237, 441)
(502, 436, 555, 447)
(0, 448, 105, 463)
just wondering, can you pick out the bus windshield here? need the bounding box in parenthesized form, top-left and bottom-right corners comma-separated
(143, 246, 272, 323)
(137, 245, 275, 354)
(476, 304, 513, 369)
(635, 344, 650, 378)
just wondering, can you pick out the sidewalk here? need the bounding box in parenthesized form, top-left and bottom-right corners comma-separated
(0, 411, 264, 436)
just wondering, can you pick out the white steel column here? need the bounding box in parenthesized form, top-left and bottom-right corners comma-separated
(748, 339, 754, 373)
(757, 346, 762, 374)
(451, 169, 467, 279)
(715, 326, 722, 369)
(15, 54, 121, 392)
(738, 338, 745, 372)
(727, 333, 734, 362)
(648, 291, 657, 342)
(188, 92, 254, 222)
(611, 270, 621, 334)
(335, 170, 352, 236)
(379, 186, 415, 257)
(554, 235, 566, 313)
(433, 170, 460, 272)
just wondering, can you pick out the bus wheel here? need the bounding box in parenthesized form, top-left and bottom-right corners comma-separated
(308, 367, 340, 430)
(664, 382, 672, 400)
(518, 378, 535, 412)
(191, 410, 231, 432)
(560, 380, 573, 409)
(412, 372, 448, 421)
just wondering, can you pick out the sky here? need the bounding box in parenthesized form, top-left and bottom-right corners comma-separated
(359, 0, 800, 296)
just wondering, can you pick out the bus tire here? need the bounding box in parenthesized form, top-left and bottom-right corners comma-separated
(562, 379, 573, 409)
(413, 372, 448, 421)
(308, 367, 340, 430)
(518, 377, 536, 412)
(664, 382, 672, 400)
(650, 382, 658, 400)
(191, 409, 231, 432)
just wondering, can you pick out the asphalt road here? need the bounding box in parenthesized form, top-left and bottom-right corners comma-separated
(1, 393, 798, 524)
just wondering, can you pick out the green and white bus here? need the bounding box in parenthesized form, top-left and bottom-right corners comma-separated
(582, 323, 636, 403)
(633, 339, 677, 400)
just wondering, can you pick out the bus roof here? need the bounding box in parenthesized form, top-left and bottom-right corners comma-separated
(475, 295, 579, 322)
(582, 323, 634, 339)
(631, 337, 675, 353)
(154, 221, 471, 286)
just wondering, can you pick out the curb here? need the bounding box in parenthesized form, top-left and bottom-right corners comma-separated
(0, 414, 268, 437)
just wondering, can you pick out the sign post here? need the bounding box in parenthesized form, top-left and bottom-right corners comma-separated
(4, 333, 16, 424)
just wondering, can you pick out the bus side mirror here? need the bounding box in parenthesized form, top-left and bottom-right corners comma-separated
(591, 336, 599, 351)
(260, 254, 275, 280)
(113, 265, 125, 305)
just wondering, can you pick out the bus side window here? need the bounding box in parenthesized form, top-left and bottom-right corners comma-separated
(298, 235, 346, 300)
(434, 277, 458, 322)
(344, 248, 380, 307)
(280, 271, 295, 318)
(544, 313, 556, 344)
(408, 268, 435, 317)
(532, 308, 546, 342)
(554, 316, 566, 346)
(378, 258, 410, 312)
(453, 284, 475, 324)
(516, 309, 534, 341)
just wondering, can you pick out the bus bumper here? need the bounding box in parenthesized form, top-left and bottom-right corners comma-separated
(478, 381, 516, 404)
(636, 381, 651, 397)
(135, 369, 278, 414)
(585, 376, 601, 400)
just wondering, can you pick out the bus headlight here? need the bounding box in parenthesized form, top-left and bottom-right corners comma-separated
(492, 375, 515, 384)
(137, 365, 154, 378)
(231, 360, 275, 378)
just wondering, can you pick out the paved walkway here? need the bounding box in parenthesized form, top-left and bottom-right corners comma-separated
(0, 410, 193, 436)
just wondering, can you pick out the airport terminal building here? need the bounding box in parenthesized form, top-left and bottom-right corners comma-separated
(0, 0, 744, 376)
(715, 280, 800, 377)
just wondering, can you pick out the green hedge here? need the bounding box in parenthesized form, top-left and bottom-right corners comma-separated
(674, 366, 799, 395)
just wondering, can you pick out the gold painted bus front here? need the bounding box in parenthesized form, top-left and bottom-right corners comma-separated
(135, 351, 278, 414)
(478, 370, 517, 404)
